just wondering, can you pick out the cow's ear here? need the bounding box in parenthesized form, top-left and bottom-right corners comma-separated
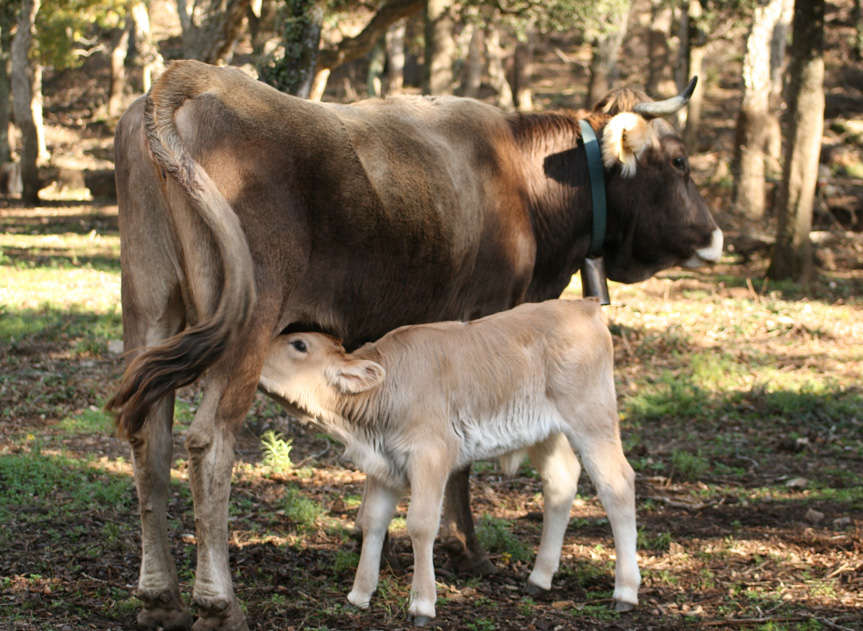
(602, 113, 651, 178)
(326, 359, 386, 394)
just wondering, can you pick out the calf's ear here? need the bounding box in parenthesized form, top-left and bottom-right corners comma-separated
(326, 359, 386, 394)
(602, 112, 651, 178)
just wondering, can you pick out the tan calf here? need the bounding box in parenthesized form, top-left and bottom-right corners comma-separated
(259, 298, 639, 624)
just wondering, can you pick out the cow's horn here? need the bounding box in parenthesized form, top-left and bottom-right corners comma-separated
(633, 76, 698, 118)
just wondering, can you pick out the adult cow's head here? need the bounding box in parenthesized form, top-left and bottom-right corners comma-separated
(590, 78, 723, 283)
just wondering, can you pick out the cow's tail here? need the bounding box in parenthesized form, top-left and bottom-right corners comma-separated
(106, 61, 257, 439)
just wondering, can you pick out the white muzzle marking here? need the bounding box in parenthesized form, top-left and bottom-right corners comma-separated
(683, 228, 723, 268)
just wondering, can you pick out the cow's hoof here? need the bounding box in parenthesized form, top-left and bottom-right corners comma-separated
(524, 581, 546, 597)
(191, 596, 248, 631)
(136, 590, 193, 630)
(412, 614, 433, 627)
(613, 599, 636, 613)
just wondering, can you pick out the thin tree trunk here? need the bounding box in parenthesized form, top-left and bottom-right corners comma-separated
(425, 0, 455, 94)
(765, 0, 794, 178)
(732, 0, 787, 220)
(485, 25, 513, 110)
(462, 22, 483, 98)
(11, 0, 41, 204)
(367, 40, 385, 97)
(586, 2, 630, 107)
(178, 0, 252, 64)
(130, 1, 165, 92)
(258, 0, 323, 97)
(108, 25, 130, 118)
(385, 18, 406, 95)
(768, 0, 825, 283)
(854, 0, 862, 59)
(680, 0, 707, 148)
(647, 0, 673, 96)
(514, 34, 534, 111)
(0, 23, 11, 166)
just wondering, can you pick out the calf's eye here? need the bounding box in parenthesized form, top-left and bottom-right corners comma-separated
(291, 340, 308, 353)
(672, 156, 688, 171)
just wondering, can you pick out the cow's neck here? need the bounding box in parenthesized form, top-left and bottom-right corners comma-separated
(508, 112, 595, 300)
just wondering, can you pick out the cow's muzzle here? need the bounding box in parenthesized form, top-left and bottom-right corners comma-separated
(682, 228, 723, 268)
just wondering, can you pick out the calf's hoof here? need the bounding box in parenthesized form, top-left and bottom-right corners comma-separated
(191, 596, 248, 631)
(613, 599, 636, 613)
(524, 580, 547, 597)
(136, 590, 193, 630)
(346, 590, 371, 609)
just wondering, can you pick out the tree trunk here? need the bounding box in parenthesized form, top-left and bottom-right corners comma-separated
(679, 0, 707, 148)
(385, 18, 407, 95)
(765, 0, 794, 178)
(514, 34, 534, 111)
(309, 0, 424, 100)
(768, 0, 824, 283)
(11, 0, 41, 204)
(732, 0, 788, 220)
(647, 0, 673, 96)
(854, 0, 862, 60)
(425, 0, 455, 94)
(462, 22, 483, 98)
(585, 2, 631, 108)
(108, 25, 130, 118)
(129, 1, 165, 92)
(367, 40, 385, 97)
(178, 0, 252, 64)
(0, 14, 11, 166)
(485, 25, 513, 110)
(258, 0, 323, 97)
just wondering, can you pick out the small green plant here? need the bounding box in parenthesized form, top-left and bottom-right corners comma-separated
(261, 430, 293, 474)
(670, 449, 709, 481)
(282, 486, 324, 529)
(476, 515, 530, 563)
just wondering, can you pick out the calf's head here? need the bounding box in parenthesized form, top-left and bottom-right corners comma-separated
(260, 333, 386, 414)
(593, 80, 723, 283)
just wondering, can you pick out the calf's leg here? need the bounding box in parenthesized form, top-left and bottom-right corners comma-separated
(571, 429, 640, 610)
(526, 433, 581, 592)
(348, 477, 399, 608)
(406, 452, 450, 624)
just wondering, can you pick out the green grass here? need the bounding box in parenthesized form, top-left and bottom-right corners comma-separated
(261, 430, 294, 474)
(476, 515, 531, 563)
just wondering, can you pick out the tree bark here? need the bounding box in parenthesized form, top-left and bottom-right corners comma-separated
(309, 0, 424, 101)
(585, 2, 631, 108)
(680, 0, 707, 148)
(11, 0, 41, 204)
(647, 0, 673, 96)
(129, 1, 165, 92)
(485, 24, 513, 110)
(385, 18, 407, 95)
(108, 25, 130, 118)
(259, 0, 323, 97)
(514, 34, 534, 111)
(768, 0, 824, 283)
(425, 0, 455, 94)
(178, 0, 252, 64)
(0, 11, 12, 166)
(367, 40, 385, 97)
(765, 0, 794, 177)
(462, 21, 483, 98)
(732, 0, 788, 220)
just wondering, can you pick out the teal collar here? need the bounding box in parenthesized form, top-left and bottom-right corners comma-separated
(578, 119, 606, 258)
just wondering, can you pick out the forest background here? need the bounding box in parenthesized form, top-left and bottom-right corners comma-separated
(0, 0, 861, 630)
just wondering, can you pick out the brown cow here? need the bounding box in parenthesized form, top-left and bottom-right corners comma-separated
(259, 299, 638, 624)
(107, 60, 721, 630)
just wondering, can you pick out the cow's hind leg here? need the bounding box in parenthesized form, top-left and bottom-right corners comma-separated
(440, 466, 495, 576)
(526, 433, 581, 593)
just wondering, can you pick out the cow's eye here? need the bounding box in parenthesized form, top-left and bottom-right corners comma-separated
(291, 340, 308, 353)
(672, 156, 688, 172)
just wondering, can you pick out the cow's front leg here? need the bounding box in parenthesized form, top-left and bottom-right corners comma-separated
(347, 476, 399, 609)
(439, 465, 494, 576)
(185, 373, 253, 631)
(132, 394, 194, 630)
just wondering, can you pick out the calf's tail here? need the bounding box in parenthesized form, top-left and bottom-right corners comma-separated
(106, 61, 257, 438)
